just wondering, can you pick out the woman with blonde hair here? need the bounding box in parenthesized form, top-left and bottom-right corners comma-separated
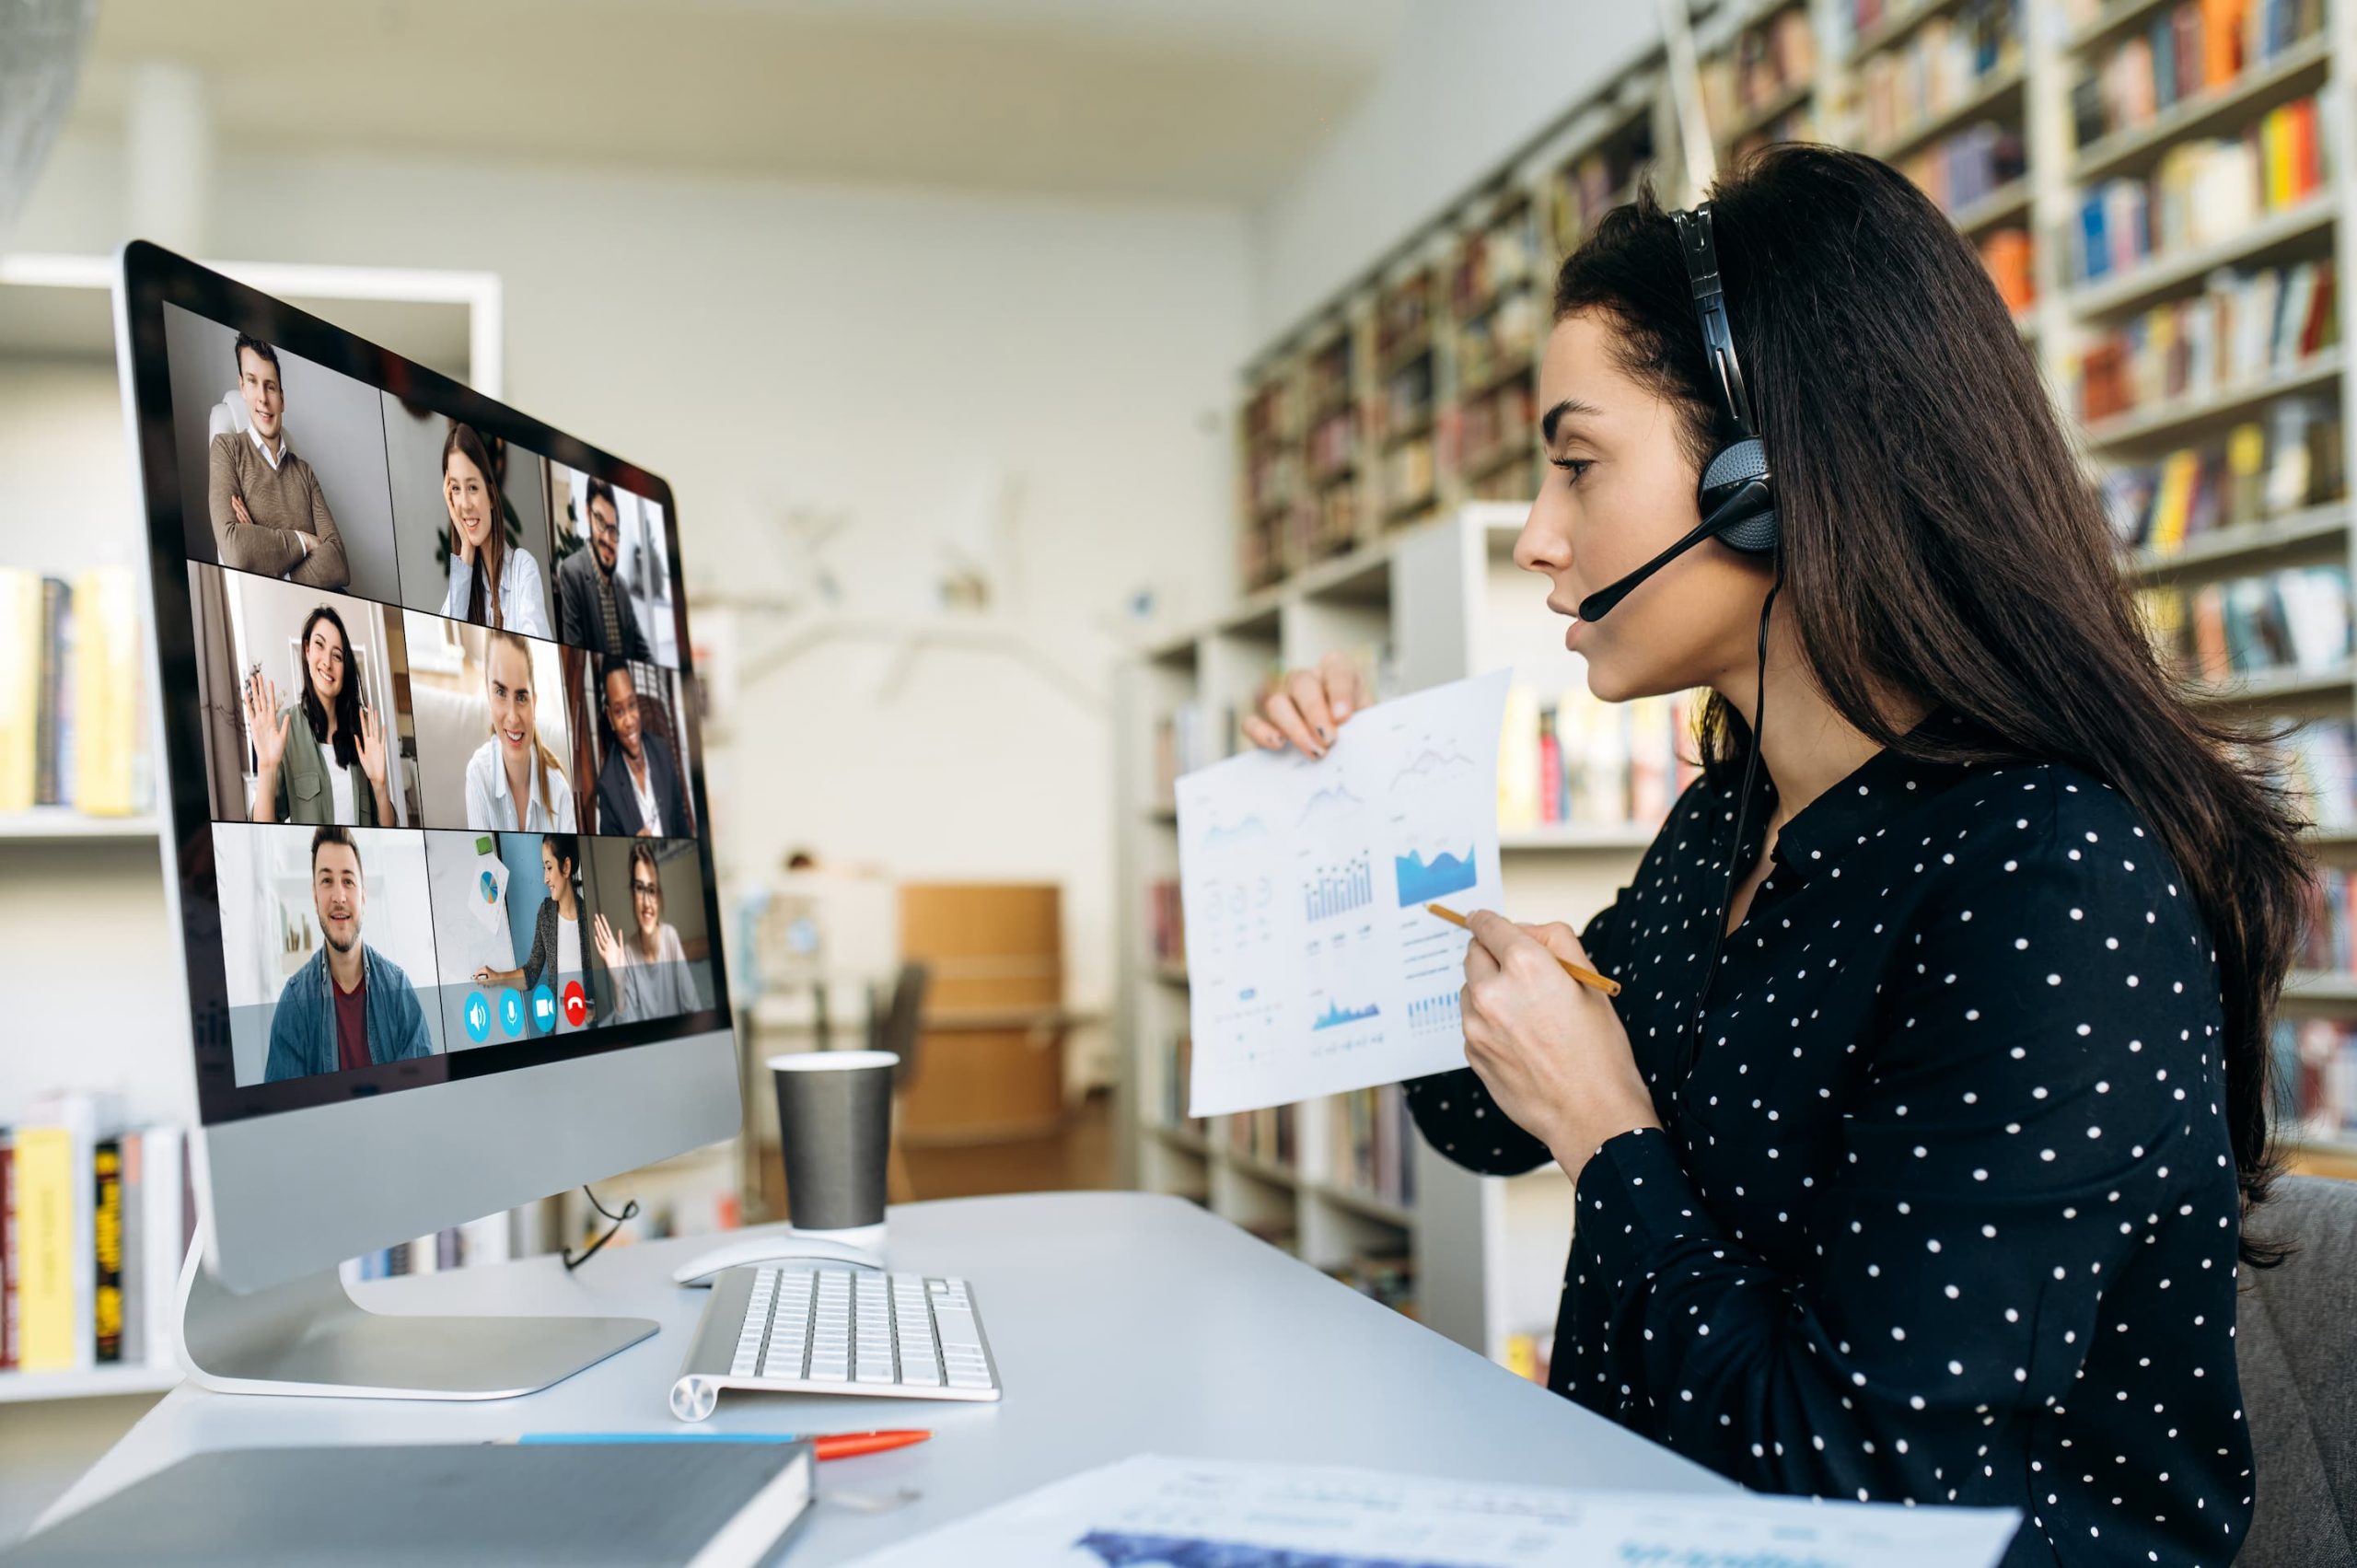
(462, 628, 573, 831)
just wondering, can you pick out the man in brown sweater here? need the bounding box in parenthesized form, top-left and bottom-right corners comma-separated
(207, 335, 350, 589)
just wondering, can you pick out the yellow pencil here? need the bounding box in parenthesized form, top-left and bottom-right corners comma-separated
(1426, 902, 1621, 996)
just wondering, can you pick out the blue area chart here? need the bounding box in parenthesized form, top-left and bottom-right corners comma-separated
(1393, 845, 1478, 905)
(1311, 998, 1381, 1032)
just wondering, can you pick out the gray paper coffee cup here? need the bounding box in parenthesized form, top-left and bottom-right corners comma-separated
(767, 1050, 898, 1232)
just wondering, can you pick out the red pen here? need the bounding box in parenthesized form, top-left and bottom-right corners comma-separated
(812, 1429, 931, 1461)
(501, 1428, 931, 1459)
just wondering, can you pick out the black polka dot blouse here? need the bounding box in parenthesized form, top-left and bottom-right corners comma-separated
(1404, 705, 2251, 1567)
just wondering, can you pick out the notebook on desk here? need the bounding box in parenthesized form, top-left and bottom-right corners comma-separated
(10, 1441, 815, 1567)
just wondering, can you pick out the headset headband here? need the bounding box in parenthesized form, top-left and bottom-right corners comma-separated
(1670, 203, 1758, 442)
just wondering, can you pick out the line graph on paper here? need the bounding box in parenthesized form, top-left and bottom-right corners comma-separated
(1172, 669, 1510, 1115)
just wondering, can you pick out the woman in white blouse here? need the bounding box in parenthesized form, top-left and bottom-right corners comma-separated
(462, 628, 574, 831)
(438, 422, 550, 638)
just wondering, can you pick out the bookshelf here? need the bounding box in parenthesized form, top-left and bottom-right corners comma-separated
(0, 254, 503, 1404)
(1148, 0, 2357, 1374)
(1118, 505, 1684, 1365)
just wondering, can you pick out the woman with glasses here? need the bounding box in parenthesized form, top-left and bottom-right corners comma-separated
(591, 840, 701, 1023)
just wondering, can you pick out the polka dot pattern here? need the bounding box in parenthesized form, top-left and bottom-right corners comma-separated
(1403, 707, 2252, 1566)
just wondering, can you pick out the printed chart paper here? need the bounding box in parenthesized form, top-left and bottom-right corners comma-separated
(855, 1453, 2024, 1568)
(1177, 669, 1510, 1117)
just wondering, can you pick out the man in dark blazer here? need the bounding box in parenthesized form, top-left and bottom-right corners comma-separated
(597, 658, 690, 838)
(556, 478, 653, 662)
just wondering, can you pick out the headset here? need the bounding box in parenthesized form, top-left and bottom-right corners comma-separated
(1569, 201, 1786, 1097)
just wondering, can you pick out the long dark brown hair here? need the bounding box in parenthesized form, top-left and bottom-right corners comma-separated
(1555, 145, 2308, 1264)
(444, 421, 507, 630)
(296, 603, 362, 772)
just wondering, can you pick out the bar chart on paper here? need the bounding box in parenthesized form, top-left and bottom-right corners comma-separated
(1174, 670, 1510, 1116)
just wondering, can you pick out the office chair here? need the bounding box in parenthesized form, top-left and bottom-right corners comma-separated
(2234, 1174, 2357, 1566)
(866, 962, 930, 1203)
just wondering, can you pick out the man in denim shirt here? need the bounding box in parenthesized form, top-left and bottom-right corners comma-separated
(264, 827, 435, 1082)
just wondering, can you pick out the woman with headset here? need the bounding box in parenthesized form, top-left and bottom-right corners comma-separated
(1246, 146, 2302, 1567)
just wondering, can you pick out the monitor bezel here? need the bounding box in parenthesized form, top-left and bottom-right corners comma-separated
(114, 238, 737, 1128)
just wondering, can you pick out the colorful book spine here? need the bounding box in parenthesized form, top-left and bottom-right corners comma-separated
(11, 1124, 77, 1372)
(91, 1138, 123, 1365)
(0, 1131, 15, 1371)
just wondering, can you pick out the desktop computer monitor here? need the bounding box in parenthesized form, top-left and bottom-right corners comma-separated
(112, 241, 740, 1398)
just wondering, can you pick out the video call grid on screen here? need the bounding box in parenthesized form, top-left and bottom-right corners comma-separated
(120, 255, 730, 1124)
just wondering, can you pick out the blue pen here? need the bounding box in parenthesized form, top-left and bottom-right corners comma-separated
(497, 1429, 930, 1460)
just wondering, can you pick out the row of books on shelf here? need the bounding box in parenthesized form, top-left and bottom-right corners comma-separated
(2102, 393, 2344, 551)
(2136, 563, 2351, 684)
(1546, 128, 1655, 260)
(1227, 1102, 1296, 1169)
(1319, 1248, 1415, 1318)
(2296, 867, 2357, 970)
(1152, 701, 1225, 804)
(1455, 288, 1545, 400)
(1326, 1086, 1418, 1209)
(1502, 1328, 1554, 1386)
(342, 1215, 513, 1283)
(1449, 202, 1542, 321)
(2070, 0, 2324, 151)
(1841, 0, 2015, 58)
(1498, 684, 1702, 833)
(1902, 121, 2025, 221)
(1384, 436, 1439, 517)
(0, 567, 153, 819)
(1980, 228, 2037, 317)
(2071, 97, 2330, 287)
(1698, 4, 1815, 133)
(1160, 1033, 1203, 1135)
(1857, 1, 2024, 154)
(1, 1095, 187, 1376)
(1148, 878, 1185, 967)
(2258, 718, 2357, 830)
(2075, 257, 2337, 424)
(2273, 1016, 2357, 1142)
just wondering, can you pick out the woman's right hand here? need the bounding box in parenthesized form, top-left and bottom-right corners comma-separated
(591, 912, 625, 970)
(245, 674, 288, 776)
(1238, 652, 1366, 761)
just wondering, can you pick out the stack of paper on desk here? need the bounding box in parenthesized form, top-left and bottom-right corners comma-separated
(856, 1453, 2021, 1567)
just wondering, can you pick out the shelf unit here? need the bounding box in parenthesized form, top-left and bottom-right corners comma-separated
(1153, 0, 2357, 1369)
(0, 253, 503, 1404)
(1118, 505, 1666, 1363)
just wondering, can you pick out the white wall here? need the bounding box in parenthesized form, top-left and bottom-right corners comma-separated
(1248, 0, 1662, 336)
(13, 136, 1252, 1079)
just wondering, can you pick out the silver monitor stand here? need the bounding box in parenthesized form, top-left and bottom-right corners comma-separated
(174, 1243, 656, 1400)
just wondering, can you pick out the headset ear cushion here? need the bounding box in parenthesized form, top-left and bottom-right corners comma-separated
(1701, 437, 1780, 554)
(1718, 506, 1780, 553)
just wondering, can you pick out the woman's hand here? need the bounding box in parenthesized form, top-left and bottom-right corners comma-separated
(591, 912, 625, 970)
(355, 705, 389, 796)
(1239, 652, 1365, 761)
(1459, 910, 1659, 1178)
(453, 526, 476, 567)
(244, 674, 288, 821)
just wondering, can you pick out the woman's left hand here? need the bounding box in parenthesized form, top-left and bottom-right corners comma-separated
(1460, 910, 1660, 1177)
(355, 705, 389, 796)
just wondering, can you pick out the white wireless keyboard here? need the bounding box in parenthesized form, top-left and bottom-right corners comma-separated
(670, 1264, 1003, 1422)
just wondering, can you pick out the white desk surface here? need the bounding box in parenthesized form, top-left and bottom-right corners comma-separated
(41, 1191, 1730, 1563)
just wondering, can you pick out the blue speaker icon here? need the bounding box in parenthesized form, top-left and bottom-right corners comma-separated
(463, 993, 492, 1044)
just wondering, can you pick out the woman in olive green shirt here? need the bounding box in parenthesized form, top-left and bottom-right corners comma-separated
(245, 602, 390, 826)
